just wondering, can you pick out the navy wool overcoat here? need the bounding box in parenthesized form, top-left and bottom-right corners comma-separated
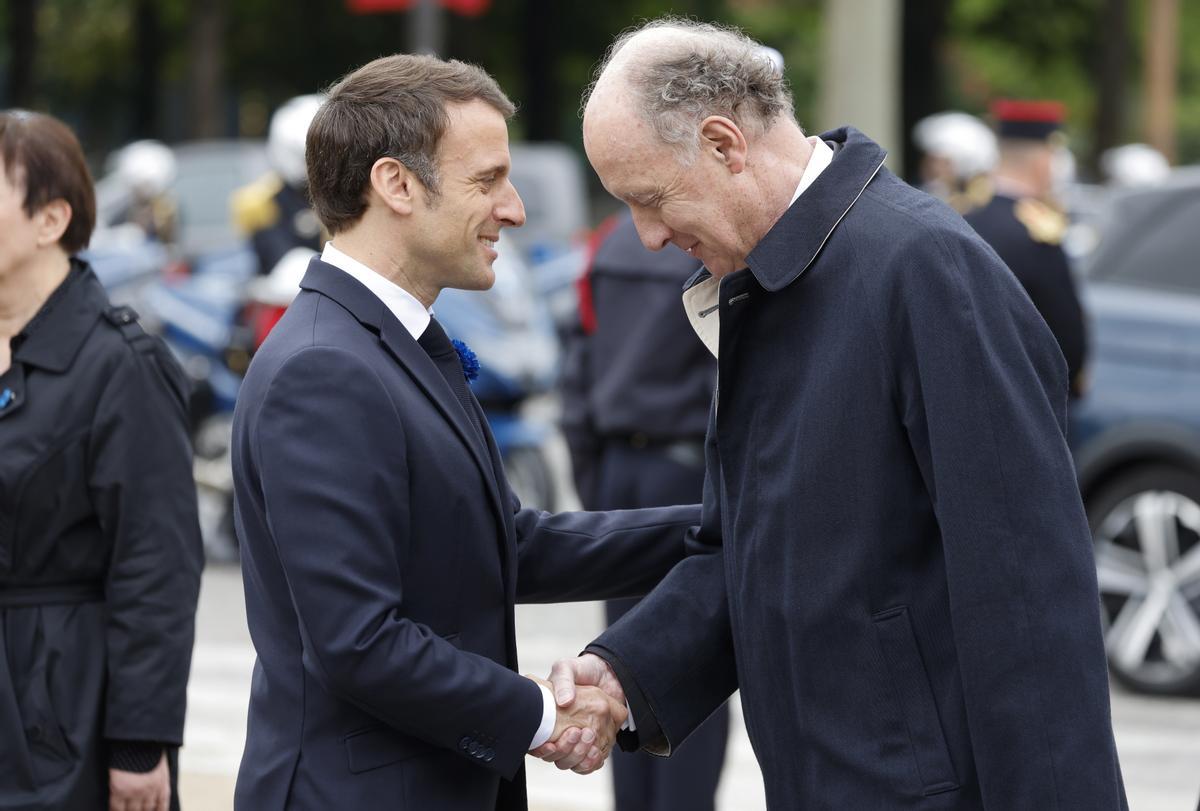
(590, 128, 1127, 809)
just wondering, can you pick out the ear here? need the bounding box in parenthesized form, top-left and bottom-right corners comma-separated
(698, 116, 748, 174)
(368, 157, 419, 216)
(35, 199, 71, 248)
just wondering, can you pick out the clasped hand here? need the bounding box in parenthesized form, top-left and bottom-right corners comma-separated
(526, 653, 627, 775)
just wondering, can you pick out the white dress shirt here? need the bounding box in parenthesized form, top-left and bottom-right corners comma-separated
(320, 242, 559, 749)
(682, 136, 834, 358)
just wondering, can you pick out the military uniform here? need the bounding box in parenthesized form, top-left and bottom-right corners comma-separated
(965, 191, 1086, 393)
(0, 261, 203, 810)
(231, 173, 324, 274)
(561, 211, 728, 811)
(964, 99, 1087, 396)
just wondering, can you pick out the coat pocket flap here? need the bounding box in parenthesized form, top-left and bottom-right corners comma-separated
(343, 725, 434, 774)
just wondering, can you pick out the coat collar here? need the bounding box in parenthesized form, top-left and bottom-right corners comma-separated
(13, 259, 104, 374)
(745, 126, 887, 292)
(299, 257, 512, 543)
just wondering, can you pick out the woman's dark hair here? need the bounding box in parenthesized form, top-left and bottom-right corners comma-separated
(0, 110, 96, 253)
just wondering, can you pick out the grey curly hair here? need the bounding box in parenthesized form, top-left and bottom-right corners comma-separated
(584, 18, 793, 163)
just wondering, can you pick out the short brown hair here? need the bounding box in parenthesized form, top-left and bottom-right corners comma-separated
(0, 110, 96, 253)
(306, 54, 516, 234)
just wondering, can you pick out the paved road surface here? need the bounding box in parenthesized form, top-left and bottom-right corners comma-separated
(181, 565, 1200, 810)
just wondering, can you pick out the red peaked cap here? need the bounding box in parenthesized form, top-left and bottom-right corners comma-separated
(990, 99, 1066, 140)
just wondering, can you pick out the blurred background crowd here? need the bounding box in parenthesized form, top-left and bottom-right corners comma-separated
(4, 0, 1200, 808)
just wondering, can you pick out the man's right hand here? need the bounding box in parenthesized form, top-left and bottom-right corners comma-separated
(547, 653, 626, 708)
(529, 654, 627, 773)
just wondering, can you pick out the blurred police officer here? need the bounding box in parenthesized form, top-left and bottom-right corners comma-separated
(231, 95, 327, 275)
(561, 209, 727, 811)
(912, 111, 997, 214)
(965, 100, 1088, 396)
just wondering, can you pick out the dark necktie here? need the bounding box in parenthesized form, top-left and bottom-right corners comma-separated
(417, 317, 486, 446)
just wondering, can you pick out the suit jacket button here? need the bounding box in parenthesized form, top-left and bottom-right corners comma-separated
(459, 736, 471, 751)
(468, 742, 480, 756)
(483, 748, 495, 762)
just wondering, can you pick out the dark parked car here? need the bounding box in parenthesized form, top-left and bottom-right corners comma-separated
(1068, 170, 1200, 695)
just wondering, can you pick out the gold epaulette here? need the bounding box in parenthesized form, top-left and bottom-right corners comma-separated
(1014, 198, 1068, 245)
(951, 177, 994, 216)
(230, 174, 284, 235)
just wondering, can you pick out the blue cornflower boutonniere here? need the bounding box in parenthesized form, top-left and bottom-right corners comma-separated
(451, 338, 480, 382)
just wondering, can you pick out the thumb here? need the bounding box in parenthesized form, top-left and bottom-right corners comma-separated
(549, 659, 579, 707)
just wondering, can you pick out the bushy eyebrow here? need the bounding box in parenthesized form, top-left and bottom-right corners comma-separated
(471, 162, 509, 181)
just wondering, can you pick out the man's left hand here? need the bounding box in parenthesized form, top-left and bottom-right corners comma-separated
(109, 750, 170, 811)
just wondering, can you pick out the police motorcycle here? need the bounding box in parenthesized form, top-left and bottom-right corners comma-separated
(87, 140, 184, 312)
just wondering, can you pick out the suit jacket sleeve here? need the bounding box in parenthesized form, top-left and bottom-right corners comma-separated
(581, 430, 738, 756)
(513, 498, 698, 604)
(90, 339, 203, 746)
(254, 346, 543, 780)
(875, 226, 1124, 806)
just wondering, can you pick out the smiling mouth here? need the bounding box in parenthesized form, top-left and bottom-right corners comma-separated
(479, 236, 498, 250)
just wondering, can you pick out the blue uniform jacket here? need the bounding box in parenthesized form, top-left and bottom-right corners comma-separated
(232, 259, 696, 811)
(589, 128, 1127, 809)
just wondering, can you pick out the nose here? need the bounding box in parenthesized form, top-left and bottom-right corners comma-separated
(628, 206, 672, 252)
(496, 179, 526, 228)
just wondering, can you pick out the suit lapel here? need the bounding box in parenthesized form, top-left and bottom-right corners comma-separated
(299, 258, 511, 545)
(377, 315, 510, 537)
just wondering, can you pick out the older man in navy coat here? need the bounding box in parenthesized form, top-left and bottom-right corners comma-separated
(232, 54, 697, 811)
(542, 19, 1128, 809)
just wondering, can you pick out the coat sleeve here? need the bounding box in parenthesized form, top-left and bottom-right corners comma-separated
(581, 427, 738, 756)
(254, 346, 542, 780)
(89, 340, 203, 746)
(877, 224, 1124, 807)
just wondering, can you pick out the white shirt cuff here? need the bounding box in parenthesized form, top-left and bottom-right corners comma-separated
(623, 700, 636, 732)
(528, 683, 557, 750)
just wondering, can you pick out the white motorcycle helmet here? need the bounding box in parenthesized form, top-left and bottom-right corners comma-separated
(1101, 143, 1171, 188)
(913, 112, 999, 181)
(112, 139, 177, 199)
(267, 94, 325, 188)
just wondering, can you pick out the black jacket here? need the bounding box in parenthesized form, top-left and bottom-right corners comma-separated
(965, 193, 1088, 393)
(232, 259, 696, 811)
(0, 262, 203, 809)
(560, 211, 712, 505)
(589, 128, 1126, 809)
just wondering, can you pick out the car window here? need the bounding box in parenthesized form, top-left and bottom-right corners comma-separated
(1090, 188, 1200, 294)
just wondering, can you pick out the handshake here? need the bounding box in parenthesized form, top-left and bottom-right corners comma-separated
(525, 654, 627, 775)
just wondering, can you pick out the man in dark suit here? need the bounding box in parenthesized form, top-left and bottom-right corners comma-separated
(231, 54, 698, 811)
(560, 211, 728, 811)
(965, 100, 1088, 397)
(541, 19, 1128, 809)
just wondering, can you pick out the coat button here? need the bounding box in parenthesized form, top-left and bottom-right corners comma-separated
(468, 742, 480, 756)
(483, 748, 495, 763)
(458, 736, 471, 751)
(27, 725, 43, 742)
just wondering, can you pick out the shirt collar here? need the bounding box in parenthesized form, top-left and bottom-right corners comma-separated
(320, 242, 431, 340)
(681, 134, 840, 359)
(789, 136, 835, 206)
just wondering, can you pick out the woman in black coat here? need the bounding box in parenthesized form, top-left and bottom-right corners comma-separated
(0, 111, 203, 811)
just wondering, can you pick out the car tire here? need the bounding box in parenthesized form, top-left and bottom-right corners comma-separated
(1086, 465, 1200, 695)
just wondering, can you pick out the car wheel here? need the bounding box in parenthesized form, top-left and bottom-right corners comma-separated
(1086, 465, 1200, 695)
(503, 446, 556, 511)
